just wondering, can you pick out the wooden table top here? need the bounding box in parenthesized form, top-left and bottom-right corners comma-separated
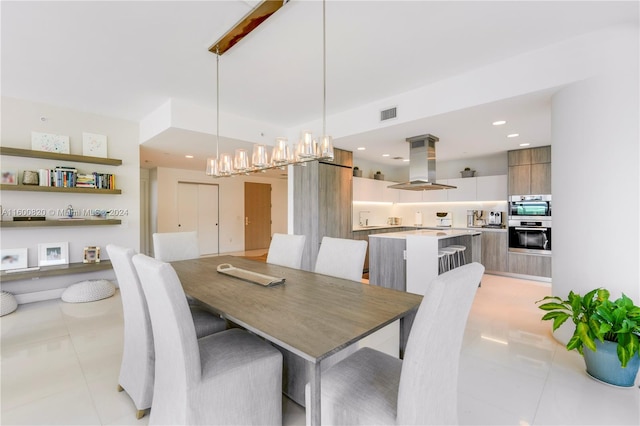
(171, 255, 422, 363)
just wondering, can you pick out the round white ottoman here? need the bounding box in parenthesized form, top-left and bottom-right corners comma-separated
(61, 279, 116, 303)
(0, 291, 18, 316)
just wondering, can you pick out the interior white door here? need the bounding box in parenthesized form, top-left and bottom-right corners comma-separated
(198, 184, 219, 255)
(177, 182, 219, 256)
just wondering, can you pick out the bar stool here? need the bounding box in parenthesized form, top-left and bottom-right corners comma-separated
(447, 244, 467, 267)
(438, 250, 448, 274)
(439, 247, 458, 271)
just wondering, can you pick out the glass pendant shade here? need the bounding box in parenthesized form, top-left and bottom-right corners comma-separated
(205, 156, 219, 176)
(234, 148, 249, 171)
(272, 137, 289, 166)
(219, 153, 234, 175)
(298, 131, 317, 159)
(252, 144, 269, 167)
(319, 135, 334, 160)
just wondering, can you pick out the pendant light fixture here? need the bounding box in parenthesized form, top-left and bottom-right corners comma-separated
(205, 0, 333, 177)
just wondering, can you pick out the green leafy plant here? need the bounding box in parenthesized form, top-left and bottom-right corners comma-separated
(537, 288, 640, 367)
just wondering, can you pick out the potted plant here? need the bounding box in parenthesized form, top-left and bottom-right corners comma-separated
(537, 288, 640, 387)
(374, 171, 384, 180)
(460, 167, 475, 178)
(353, 166, 362, 177)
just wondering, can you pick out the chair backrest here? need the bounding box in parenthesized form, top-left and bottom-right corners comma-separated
(266, 233, 306, 269)
(132, 253, 201, 423)
(152, 231, 199, 262)
(105, 244, 155, 408)
(314, 236, 367, 282)
(397, 262, 484, 425)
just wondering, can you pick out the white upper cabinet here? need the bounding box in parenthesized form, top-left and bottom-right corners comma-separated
(476, 175, 508, 201)
(446, 178, 477, 202)
(422, 180, 449, 202)
(353, 177, 398, 203)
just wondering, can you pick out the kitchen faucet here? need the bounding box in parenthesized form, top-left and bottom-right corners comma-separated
(358, 211, 370, 227)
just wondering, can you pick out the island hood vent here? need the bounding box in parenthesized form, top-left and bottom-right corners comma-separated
(387, 134, 457, 191)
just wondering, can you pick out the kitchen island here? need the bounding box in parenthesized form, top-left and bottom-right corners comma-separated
(368, 229, 481, 295)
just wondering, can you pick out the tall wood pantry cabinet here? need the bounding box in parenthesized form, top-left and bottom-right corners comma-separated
(293, 148, 353, 271)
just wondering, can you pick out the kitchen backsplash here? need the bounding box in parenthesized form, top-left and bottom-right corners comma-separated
(353, 201, 508, 228)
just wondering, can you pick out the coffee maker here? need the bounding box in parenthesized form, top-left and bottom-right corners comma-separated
(487, 211, 503, 227)
(467, 210, 484, 227)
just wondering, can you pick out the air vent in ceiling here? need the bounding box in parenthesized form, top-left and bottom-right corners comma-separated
(380, 107, 397, 121)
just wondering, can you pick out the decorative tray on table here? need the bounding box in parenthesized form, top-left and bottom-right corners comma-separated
(216, 264, 285, 287)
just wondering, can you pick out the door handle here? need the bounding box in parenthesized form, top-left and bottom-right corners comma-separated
(245, 217, 249, 226)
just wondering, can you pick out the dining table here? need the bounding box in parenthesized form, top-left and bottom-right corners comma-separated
(171, 255, 423, 425)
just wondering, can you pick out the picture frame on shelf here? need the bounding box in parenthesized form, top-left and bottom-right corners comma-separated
(1, 248, 28, 271)
(83, 246, 100, 263)
(82, 132, 108, 158)
(1, 170, 18, 185)
(31, 131, 70, 154)
(38, 242, 69, 267)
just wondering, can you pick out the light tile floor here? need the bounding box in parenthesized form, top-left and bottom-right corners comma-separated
(1, 273, 638, 425)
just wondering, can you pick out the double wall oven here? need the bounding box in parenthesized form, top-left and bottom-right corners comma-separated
(508, 195, 551, 254)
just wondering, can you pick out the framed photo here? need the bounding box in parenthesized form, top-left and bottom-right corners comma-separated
(1, 170, 18, 185)
(82, 132, 108, 158)
(1, 248, 28, 271)
(31, 131, 70, 154)
(83, 246, 101, 263)
(38, 242, 69, 267)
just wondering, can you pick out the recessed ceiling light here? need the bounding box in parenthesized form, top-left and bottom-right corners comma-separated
(403, 159, 410, 162)
(519, 143, 530, 147)
(185, 154, 194, 159)
(507, 133, 519, 138)
(357, 147, 366, 151)
(492, 120, 506, 126)
(382, 154, 390, 157)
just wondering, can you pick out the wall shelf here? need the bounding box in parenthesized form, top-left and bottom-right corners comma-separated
(0, 184, 121, 194)
(0, 260, 113, 282)
(0, 146, 122, 166)
(0, 219, 121, 228)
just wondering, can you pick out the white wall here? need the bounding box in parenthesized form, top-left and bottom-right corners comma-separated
(551, 26, 639, 342)
(0, 97, 140, 300)
(152, 167, 288, 253)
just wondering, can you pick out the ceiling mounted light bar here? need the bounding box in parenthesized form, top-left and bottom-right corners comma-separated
(209, 0, 289, 55)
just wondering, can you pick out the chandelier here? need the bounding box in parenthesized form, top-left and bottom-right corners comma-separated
(206, 0, 334, 177)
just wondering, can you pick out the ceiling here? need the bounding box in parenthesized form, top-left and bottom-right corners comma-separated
(2, 1, 637, 173)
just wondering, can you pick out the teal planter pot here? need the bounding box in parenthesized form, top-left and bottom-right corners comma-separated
(583, 340, 640, 387)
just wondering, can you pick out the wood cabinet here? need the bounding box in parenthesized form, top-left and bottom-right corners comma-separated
(294, 148, 353, 271)
(508, 146, 551, 195)
(368, 236, 406, 291)
(481, 231, 508, 272)
(508, 252, 552, 278)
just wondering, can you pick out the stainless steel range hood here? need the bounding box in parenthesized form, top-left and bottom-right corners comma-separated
(388, 134, 456, 191)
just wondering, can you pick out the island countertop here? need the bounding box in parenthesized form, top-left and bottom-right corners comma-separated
(368, 229, 481, 240)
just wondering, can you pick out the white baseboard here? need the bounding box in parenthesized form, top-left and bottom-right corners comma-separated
(15, 289, 66, 304)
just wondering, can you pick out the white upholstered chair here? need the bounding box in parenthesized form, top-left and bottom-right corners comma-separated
(313, 262, 485, 425)
(314, 236, 367, 282)
(131, 253, 283, 425)
(152, 231, 199, 262)
(279, 237, 368, 406)
(106, 244, 226, 419)
(266, 233, 306, 269)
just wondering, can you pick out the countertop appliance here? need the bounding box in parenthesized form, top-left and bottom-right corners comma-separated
(508, 218, 551, 254)
(436, 212, 452, 227)
(509, 195, 551, 220)
(486, 211, 503, 227)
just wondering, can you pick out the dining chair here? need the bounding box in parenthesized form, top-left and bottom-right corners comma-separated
(313, 262, 485, 425)
(314, 236, 367, 282)
(152, 231, 200, 262)
(266, 233, 306, 269)
(278, 236, 368, 406)
(131, 253, 283, 425)
(106, 244, 227, 420)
